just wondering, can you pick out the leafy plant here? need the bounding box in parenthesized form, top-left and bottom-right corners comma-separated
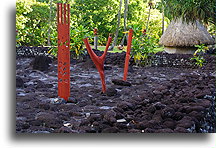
(16, 0, 56, 46)
(159, 0, 216, 25)
(130, 24, 158, 66)
(191, 44, 209, 67)
(70, 25, 93, 58)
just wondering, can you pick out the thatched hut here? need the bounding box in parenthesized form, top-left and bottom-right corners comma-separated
(159, 19, 215, 54)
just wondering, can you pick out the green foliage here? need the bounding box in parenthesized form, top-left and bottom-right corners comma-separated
(191, 44, 209, 67)
(160, 0, 216, 25)
(16, 0, 169, 47)
(71, 0, 118, 44)
(126, 0, 169, 45)
(70, 25, 93, 58)
(130, 24, 158, 66)
(207, 22, 216, 37)
(16, 0, 57, 46)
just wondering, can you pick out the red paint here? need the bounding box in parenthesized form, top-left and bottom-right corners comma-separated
(123, 28, 133, 81)
(83, 35, 112, 93)
(93, 28, 98, 35)
(57, 3, 70, 101)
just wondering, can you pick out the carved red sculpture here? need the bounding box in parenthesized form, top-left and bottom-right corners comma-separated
(83, 35, 112, 93)
(57, 3, 70, 101)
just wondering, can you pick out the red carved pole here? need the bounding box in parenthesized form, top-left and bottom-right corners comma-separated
(83, 35, 112, 93)
(93, 28, 98, 35)
(93, 28, 98, 50)
(57, 3, 70, 101)
(123, 28, 133, 81)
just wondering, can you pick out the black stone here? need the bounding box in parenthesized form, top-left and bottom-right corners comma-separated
(32, 55, 52, 71)
(16, 76, 24, 88)
(112, 79, 132, 86)
(106, 87, 117, 96)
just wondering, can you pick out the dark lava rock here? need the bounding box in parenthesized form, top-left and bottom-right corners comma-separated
(101, 127, 119, 133)
(28, 120, 43, 126)
(67, 97, 78, 104)
(35, 112, 62, 128)
(32, 55, 52, 71)
(106, 87, 117, 96)
(188, 111, 204, 121)
(161, 107, 175, 119)
(153, 102, 166, 110)
(196, 99, 212, 108)
(104, 66, 112, 70)
(177, 116, 195, 129)
(174, 127, 189, 133)
(155, 128, 174, 133)
(16, 76, 24, 88)
(112, 79, 132, 86)
(137, 121, 150, 130)
(146, 106, 156, 114)
(57, 126, 78, 133)
(162, 120, 176, 130)
(152, 90, 163, 95)
(103, 110, 117, 124)
(36, 80, 46, 88)
(173, 112, 184, 121)
(50, 98, 67, 105)
(16, 49, 216, 133)
(144, 128, 156, 133)
(21, 122, 30, 129)
(87, 114, 102, 123)
(128, 129, 141, 133)
(138, 120, 159, 130)
(80, 119, 90, 126)
(114, 122, 127, 129)
(39, 103, 50, 110)
(185, 105, 205, 113)
(92, 121, 100, 126)
(117, 101, 134, 111)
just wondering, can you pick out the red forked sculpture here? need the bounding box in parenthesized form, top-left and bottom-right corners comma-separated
(57, 3, 70, 101)
(83, 35, 112, 93)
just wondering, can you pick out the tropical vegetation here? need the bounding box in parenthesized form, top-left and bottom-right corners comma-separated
(16, 0, 215, 60)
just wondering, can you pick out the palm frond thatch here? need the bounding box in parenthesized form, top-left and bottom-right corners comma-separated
(159, 19, 215, 47)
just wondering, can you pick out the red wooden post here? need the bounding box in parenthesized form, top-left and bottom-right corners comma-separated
(57, 3, 70, 101)
(93, 28, 98, 35)
(93, 28, 98, 50)
(83, 35, 112, 93)
(123, 28, 133, 81)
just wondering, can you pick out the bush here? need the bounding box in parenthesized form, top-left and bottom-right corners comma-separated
(130, 24, 158, 66)
(70, 25, 93, 58)
(16, 0, 56, 46)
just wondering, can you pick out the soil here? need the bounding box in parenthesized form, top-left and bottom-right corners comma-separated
(16, 46, 215, 133)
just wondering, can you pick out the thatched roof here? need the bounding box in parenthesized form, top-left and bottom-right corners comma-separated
(159, 19, 215, 47)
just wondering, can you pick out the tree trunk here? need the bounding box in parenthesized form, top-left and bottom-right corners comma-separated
(47, 0, 52, 46)
(123, 0, 128, 32)
(110, 0, 122, 50)
(121, 0, 128, 45)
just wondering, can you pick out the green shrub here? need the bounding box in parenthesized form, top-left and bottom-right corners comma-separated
(191, 44, 209, 67)
(16, 0, 57, 46)
(70, 25, 93, 58)
(130, 24, 158, 66)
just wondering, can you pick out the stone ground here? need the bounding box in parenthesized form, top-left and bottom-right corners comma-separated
(16, 47, 215, 133)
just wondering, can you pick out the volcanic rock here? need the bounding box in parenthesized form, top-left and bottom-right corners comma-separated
(32, 55, 52, 71)
(16, 76, 24, 88)
(112, 79, 132, 86)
